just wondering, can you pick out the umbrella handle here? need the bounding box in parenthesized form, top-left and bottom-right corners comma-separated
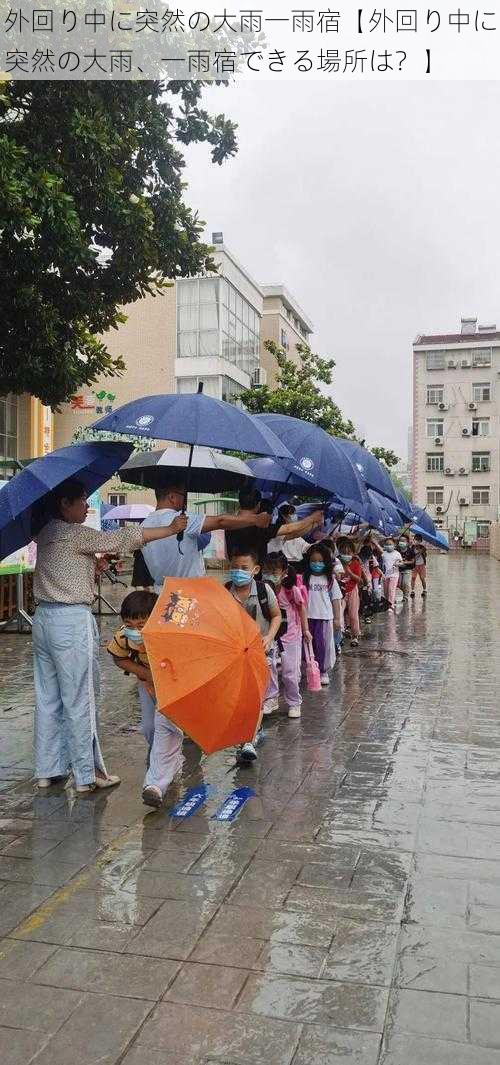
(177, 386, 202, 554)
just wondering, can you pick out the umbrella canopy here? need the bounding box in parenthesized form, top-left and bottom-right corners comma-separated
(334, 439, 399, 504)
(408, 504, 437, 536)
(0, 442, 133, 561)
(120, 446, 254, 494)
(142, 577, 269, 753)
(394, 487, 414, 523)
(246, 457, 324, 498)
(105, 503, 154, 521)
(254, 415, 368, 513)
(367, 490, 403, 535)
(91, 392, 293, 459)
(411, 523, 449, 550)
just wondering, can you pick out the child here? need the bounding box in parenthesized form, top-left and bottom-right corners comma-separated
(381, 538, 403, 610)
(226, 549, 282, 763)
(397, 533, 415, 601)
(265, 551, 312, 719)
(337, 537, 364, 646)
(303, 543, 342, 685)
(107, 590, 184, 808)
(411, 533, 428, 597)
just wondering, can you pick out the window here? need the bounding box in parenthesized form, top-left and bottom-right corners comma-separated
(108, 493, 126, 506)
(472, 451, 490, 472)
(177, 376, 221, 398)
(221, 377, 244, 405)
(427, 385, 444, 405)
(427, 454, 444, 473)
(427, 487, 444, 505)
(426, 418, 444, 437)
(280, 328, 289, 350)
(472, 418, 490, 436)
(472, 487, 490, 505)
(477, 521, 491, 538)
(0, 394, 18, 463)
(472, 382, 491, 402)
(426, 352, 445, 370)
(472, 348, 492, 367)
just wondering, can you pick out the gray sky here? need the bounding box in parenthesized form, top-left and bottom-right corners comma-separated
(183, 82, 500, 458)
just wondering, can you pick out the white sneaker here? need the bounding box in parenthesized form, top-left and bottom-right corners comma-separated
(320, 673, 330, 686)
(350, 638, 359, 647)
(36, 778, 52, 789)
(142, 785, 163, 809)
(263, 697, 279, 716)
(237, 742, 258, 763)
(287, 706, 301, 719)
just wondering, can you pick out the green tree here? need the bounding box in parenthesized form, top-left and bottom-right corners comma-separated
(241, 341, 355, 437)
(369, 446, 399, 469)
(0, 79, 237, 406)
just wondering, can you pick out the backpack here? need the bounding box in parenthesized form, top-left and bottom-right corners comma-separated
(226, 579, 288, 640)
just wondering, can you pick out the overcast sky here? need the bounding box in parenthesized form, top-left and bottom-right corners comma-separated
(183, 82, 500, 458)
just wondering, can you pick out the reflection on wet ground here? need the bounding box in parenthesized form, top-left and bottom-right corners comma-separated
(1, 555, 500, 1063)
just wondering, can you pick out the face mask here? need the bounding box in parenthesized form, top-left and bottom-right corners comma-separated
(340, 554, 352, 564)
(310, 561, 325, 574)
(399, 542, 407, 550)
(123, 626, 143, 643)
(230, 569, 254, 587)
(386, 544, 395, 553)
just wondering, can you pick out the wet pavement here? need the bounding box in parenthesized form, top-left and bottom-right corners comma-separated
(0, 554, 500, 1064)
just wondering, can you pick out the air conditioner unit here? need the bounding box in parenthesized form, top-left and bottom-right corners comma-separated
(444, 467, 455, 476)
(438, 402, 449, 411)
(448, 360, 457, 369)
(251, 367, 267, 387)
(436, 505, 444, 514)
(468, 401, 477, 411)
(458, 467, 469, 476)
(462, 427, 471, 436)
(461, 359, 471, 368)
(434, 437, 443, 446)
(459, 496, 469, 506)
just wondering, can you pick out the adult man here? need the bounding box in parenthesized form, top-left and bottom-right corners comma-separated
(266, 503, 311, 563)
(140, 480, 271, 589)
(225, 488, 324, 568)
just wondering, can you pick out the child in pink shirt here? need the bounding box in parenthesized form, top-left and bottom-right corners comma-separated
(265, 552, 311, 719)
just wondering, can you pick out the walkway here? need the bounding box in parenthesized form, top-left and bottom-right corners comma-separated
(1, 555, 500, 1064)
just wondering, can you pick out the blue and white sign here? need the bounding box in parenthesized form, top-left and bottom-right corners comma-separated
(169, 784, 213, 819)
(211, 787, 256, 823)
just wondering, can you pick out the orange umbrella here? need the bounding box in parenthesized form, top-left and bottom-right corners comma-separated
(142, 577, 270, 753)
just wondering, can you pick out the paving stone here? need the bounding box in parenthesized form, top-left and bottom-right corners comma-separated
(124, 898, 218, 960)
(165, 962, 249, 1008)
(387, 988, 467, 1042)
(469, 963, 500, 1000)
(32, 946, 178, 999)
(293, 1025, 381, 1064)
(470, 1000, 500, 1048)
(128, 1001, 302, 1064)
(0, 976, 83, 1032)
(0, 1026, 48, 1065)
(26, 992, 152, 1065)
(236, 973, 389, 1030)
(380, 1034, 500, 1064)
(323, 920, 399, 986)
(0, 938, 57, 981)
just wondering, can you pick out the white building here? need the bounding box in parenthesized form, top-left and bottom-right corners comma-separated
(412, 317, 500, 540)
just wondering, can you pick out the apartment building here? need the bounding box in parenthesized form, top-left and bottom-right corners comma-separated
(0, 395, 53, 477)
(412, 317, 500, 540)
(260, 284, 313, 388)
(52, 236, 314, 504)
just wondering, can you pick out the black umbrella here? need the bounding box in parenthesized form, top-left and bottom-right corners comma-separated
(119, 446, 254, 495)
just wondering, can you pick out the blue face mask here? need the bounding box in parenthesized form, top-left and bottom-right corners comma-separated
(123, 626, 143, 643)
(230, 568, 254, 587)
(310, 561, 325, 574)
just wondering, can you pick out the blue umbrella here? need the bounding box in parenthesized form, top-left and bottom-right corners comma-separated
(247, 457, 329, 499)
(254, 415, 368, 514)
(0, 442, 134, 561)
(394, 487, 414, 523)
(411, 523, 449, 550)
(367, 490, 403, 534)
(334, 439, 399, 504)
(408, 504, 437, 536)
(91, 390, 292, 460)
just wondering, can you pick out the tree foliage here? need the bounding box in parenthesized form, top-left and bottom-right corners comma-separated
(369, 446, 399, 469)
(0, 79, 237, 406)
(241, 341, 355, 437)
